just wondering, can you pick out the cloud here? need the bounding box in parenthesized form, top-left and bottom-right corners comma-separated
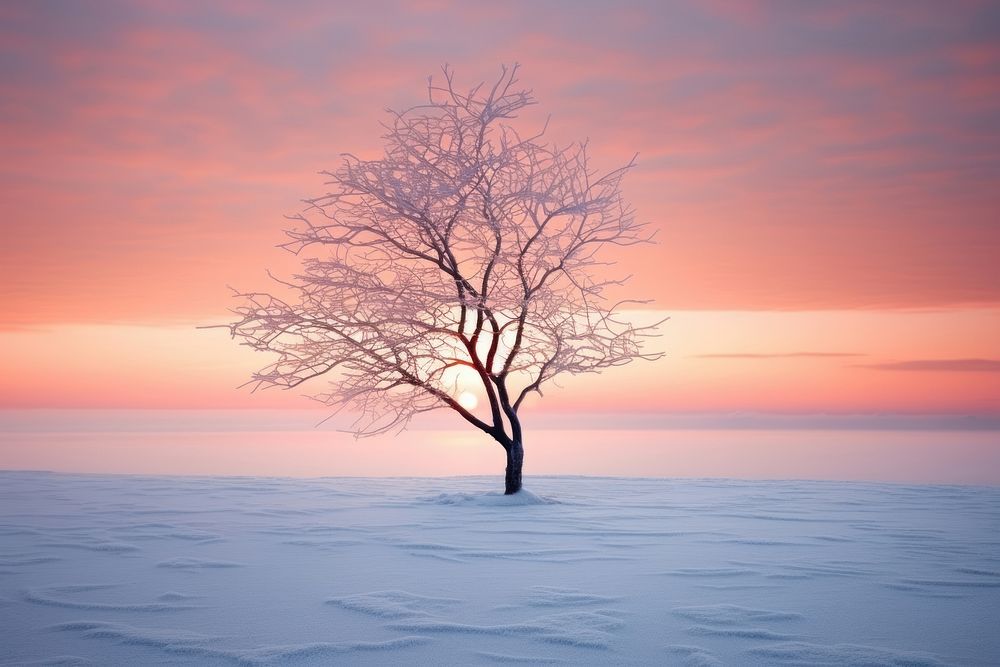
(694, 352, 865, 359)
(2, 1, 1000, 326)
(857, 359, 1000, 372)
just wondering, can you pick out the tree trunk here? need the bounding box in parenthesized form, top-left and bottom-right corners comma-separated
(504, 439, 524, 495)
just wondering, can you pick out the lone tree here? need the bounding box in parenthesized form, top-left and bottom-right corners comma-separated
(225, 65, 661, 494)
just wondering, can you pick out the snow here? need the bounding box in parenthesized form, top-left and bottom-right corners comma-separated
(1, 472, 998, 665)
(426, 489, 556, 506)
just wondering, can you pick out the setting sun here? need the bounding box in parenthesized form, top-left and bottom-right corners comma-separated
(457, 391, 478, 411)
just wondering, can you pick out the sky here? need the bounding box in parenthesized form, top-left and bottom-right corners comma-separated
(1, 1, 998, 428)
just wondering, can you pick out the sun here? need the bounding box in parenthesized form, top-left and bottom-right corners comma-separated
(457, 391, 478, 410)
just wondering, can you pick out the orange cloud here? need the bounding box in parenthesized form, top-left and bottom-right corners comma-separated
(858, 359, 1000, 373)
(1, 2, 998, 417)
(3, 2, 999, 326)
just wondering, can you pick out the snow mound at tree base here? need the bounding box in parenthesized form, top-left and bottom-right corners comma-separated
(425, 488, 557, 506)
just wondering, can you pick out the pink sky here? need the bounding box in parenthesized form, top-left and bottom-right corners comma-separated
(0, 2, 998, 423)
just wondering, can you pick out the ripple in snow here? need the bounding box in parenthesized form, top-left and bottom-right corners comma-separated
(326, 590, 461, 619)
(49, 620, 429, 665)
(523, 586, 620, 607)
(666, 645, 724, 667)
(672, 604, 803, 625)
(745, 640, 945, 665)
(390, 609, 625, 649)
(23, 584, 200, 612)
(155, 557, 244, 569)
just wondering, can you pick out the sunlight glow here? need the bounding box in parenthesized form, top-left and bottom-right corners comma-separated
(458, 391, 478, 411)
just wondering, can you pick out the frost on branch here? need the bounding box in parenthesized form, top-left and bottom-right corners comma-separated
(226, 65, 663, 449)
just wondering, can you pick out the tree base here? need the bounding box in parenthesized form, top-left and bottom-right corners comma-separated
(504, 440, 524, 495)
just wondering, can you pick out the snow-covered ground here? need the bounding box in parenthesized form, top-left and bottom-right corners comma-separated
(1, 472, 998, 666)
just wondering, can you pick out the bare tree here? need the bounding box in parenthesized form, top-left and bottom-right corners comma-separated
(224, 65, 662, 494)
